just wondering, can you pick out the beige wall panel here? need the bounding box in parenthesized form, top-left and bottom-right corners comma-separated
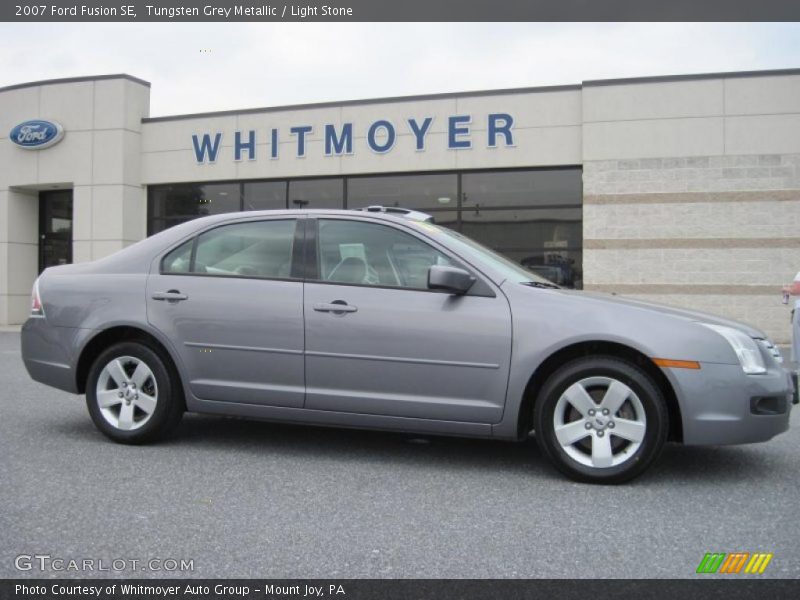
(725, 75, 800, 116)
(39, 81, 95, 131)
(457, 90, 582, 128)
(726, 115, 800, 156)
(37, 130, 93, 186)
(583, 118, 724, 161)
(584, 79, 723, 122)
(0, 86, 39, 139)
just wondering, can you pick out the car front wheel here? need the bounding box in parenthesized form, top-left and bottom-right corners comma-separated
(86, 341, 184, 444)
(533, 356, 668, 484)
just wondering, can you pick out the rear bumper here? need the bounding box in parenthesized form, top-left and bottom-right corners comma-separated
(670, 362, 793, 445)
(21, 318, 90, 394)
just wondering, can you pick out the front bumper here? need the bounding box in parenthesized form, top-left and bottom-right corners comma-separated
(669, 362, 793, 445)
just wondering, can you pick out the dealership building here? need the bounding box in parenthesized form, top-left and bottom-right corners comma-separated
(1, 69, 799, 341)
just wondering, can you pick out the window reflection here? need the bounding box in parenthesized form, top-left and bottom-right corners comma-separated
(149, 183, 240, 221)
(348, 173, 458, 211)
(462, 207, 582, 289)
(288, 178, 343, 209)
(462, 169, 581, 209)
(244, 181, 286, 211)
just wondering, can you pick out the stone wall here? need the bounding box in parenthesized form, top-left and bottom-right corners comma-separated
(583, 154, 800, 343)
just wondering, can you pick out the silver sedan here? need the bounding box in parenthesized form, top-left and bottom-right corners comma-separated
(21, 207, 795, 483)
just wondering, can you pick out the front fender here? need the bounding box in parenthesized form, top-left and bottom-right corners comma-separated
(492, 283, 739, 439)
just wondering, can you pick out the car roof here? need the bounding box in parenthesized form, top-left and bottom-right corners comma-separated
(173, 208, 433, 229)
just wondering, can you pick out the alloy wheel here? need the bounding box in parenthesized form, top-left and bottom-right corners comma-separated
(95, 356, 159, 431)
(552, 376, 647, 469)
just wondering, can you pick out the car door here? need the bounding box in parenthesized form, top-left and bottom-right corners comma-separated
(303, 216, 512, 423)
(147, 217, 306, 408)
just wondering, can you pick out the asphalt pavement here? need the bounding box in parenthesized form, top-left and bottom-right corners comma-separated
(1, 331, 799, 579)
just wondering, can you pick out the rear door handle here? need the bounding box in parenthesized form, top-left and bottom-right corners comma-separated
(313, 302, 357, 314)
(152, 290, 188, 302)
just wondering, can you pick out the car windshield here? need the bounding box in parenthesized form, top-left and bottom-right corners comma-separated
(418, 222, 559, 287)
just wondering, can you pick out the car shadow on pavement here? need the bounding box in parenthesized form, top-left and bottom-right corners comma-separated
(50, 412, 783, 485)
(168, 413, 565, 480)
(649, 443, 784, 484)
(161, 414, 788, 484)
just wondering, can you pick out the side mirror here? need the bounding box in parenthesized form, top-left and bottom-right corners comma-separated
(427, 265, 476, 295)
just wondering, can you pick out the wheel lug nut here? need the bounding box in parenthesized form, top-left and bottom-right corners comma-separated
(597, 431, 605, 437)
(588, 409, 595, 416)
(602, 409, 609, 416)
(118, 392, 123, 398)
(122, 382, 127, 388)
(585, 422, 592, 430)
(608, 421, 615, 429)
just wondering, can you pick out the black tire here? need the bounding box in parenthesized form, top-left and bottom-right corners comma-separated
(86, 341, 184, 444)
(533, 356, 668, 484)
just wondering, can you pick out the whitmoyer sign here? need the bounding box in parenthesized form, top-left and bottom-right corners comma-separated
(192, 113, 516, 163)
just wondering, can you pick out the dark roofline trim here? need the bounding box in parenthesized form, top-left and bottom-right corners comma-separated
(141, 84, 581, 123)
(583, 67, 800, 87)
(143, 67, 800, 123)
(0, 74, 151, 93)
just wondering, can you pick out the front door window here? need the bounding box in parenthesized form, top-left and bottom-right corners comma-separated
(317, 219, 453, 289)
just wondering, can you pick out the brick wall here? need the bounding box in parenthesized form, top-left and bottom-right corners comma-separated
(583, 153, 800, 343)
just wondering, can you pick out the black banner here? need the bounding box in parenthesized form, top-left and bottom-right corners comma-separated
(4, 0, 800, 22)
(3, 580, 800, 600)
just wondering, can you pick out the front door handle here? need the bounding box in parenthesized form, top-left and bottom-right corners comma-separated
(313, 301, 357, 314)
(152, 290, 188, 302)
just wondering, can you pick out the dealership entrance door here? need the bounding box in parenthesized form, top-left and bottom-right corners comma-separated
(38, 190, 73, 273)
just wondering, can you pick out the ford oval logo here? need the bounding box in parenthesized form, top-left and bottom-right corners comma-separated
(9, 119, 65, 150)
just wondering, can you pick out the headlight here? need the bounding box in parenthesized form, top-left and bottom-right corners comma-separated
(700, 323, 766, 374)
(757, 339, 783, 364)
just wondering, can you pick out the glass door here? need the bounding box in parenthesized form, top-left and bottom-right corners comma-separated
(39, 190, 73, 273)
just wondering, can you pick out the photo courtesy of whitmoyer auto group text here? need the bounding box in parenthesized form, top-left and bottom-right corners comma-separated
(1, 1, 800, 598)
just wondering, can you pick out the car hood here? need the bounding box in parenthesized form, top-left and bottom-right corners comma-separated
(523, 286, 767, 339)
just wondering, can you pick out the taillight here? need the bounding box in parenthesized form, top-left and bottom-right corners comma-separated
(31, 278, 44, 317)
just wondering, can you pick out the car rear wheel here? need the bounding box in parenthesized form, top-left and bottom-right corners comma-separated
(86, 341, 183, 444)
(533, 356, 668, 484)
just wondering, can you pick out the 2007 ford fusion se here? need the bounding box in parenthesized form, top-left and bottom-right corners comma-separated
(21, 207, 795, 483)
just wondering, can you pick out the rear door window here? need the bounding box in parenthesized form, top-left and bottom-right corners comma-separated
(162, 219, 298, 279)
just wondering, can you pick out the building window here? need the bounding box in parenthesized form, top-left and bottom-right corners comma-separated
(460, 170, 582, 288)
(347, 172, 459, 228)
(243, 181, 286, 211)
(461, 169, 581, 209)
(288, 178, 343, 209)
(147, 167, 582, 287)
(148, 183, 241, 235)
(348, 173, 458, 211)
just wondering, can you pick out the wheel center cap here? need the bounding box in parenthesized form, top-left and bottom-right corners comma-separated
(124, 387, 134, 400)
(593, 415, 607, 429)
